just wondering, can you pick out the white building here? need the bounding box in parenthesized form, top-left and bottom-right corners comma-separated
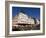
(12, 12, 40, 26)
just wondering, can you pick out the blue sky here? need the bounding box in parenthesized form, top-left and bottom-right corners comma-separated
(12, 7, 40, 20)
